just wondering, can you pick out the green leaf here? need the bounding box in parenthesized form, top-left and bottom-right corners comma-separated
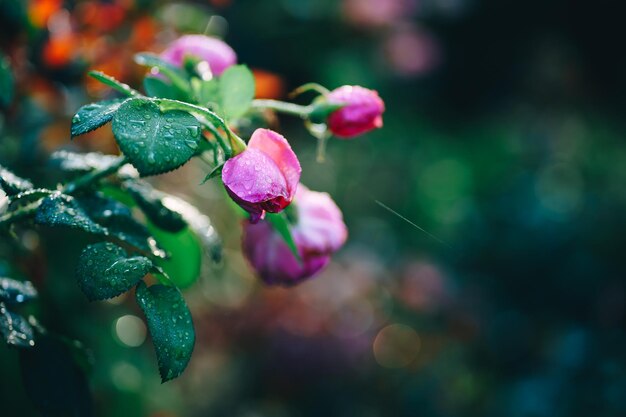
(0, 302, 35, 348)
(0, 277, 37, 304)
(77, 193, 164, 257)
(146, 196, 222, 288)
(144, 76, 186, 100)
(201, 162, 224, 184)
(124, 181, 187, 233)
(134, 53, 190, 96)
(0, 165, 33, 196)
(112, 98, 202, 176)
(71, 99, 125, 137)
(19, 334, 94, 417)
(266, 212, 301, 262)
(50, 151, 121, 174)
(218, 65, 255, 120)
(0, 54, 14, 106)
(7, 189, 53, 211)
(76, 242, 152, 301)
(88, 70, 140, 97)
(135, 282, 195, 382)
(34, 193, 108, 235)
(197, 78, 220, 108)
(147, 222, 202, 289)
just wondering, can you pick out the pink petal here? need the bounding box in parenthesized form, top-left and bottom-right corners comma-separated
(242, 220, 331, 285)
(293, 185, 348, 254)
(222, 148, 289, 214)
(248, 129, 301, 198)
(160, 35, 237, 76)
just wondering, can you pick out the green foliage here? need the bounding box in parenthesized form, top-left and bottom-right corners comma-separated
(34, 193, 108, 235)
(111, 98, 202, 176)
(0, 165, 33, 196)
(49, 151, 121, 174)
(0, 277, 37, 304)
(197, 78, 219, 108)
(147, 221, 203, 289)
(144, 76, 186, 100)
(125, 181, 187, 233)
(266, 212, 301, 261)
(0, 53, 14, 107)
(135, 282, 195, 383)
(201, 162, 224, 183)
(71, 99, 125, 137)
(77, 193, 164, 257)
(218, 65, 256, 120)
(134, 53, 190, 96)
(76, 242, 152, 301)
(87, 70, 140, 97)
(0, 302, 35, 348)
(147, 195, 222, 288)
(19, 335, 93, 417)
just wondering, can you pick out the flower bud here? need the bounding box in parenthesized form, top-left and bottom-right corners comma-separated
(242, 185, 348, 285)
(160, 35, 236, 76)
(222, 129, 301, 223)
(326, 85, 385, 138)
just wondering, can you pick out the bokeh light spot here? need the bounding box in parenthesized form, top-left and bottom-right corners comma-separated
(113, 314, 147, 347)
(373, 323, 421, 368)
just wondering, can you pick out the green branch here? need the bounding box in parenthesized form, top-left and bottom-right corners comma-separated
(251, 99, 311, 118)
(0, 156, 128, 228)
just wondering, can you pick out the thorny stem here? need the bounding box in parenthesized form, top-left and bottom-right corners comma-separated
(251, 99, 312, 118)
(0, 156, 128, 228)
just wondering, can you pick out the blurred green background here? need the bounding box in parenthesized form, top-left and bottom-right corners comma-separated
(2, 0, 626, 416)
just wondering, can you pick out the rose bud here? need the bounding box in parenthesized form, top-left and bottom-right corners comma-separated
(242, 184, 348, 286)
(222, 128, 301, 223)
(325, 85, 385, 138)
(160, 34, 236, 76)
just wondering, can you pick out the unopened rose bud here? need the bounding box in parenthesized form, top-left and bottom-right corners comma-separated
(326, 85, 385, 138)
(222, 129, 301, 223)
(242, 185, 348, 285)
(160, 35, 236, 76)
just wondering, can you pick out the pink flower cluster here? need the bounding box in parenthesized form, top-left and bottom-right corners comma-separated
(162, 35, 385, 284)
(242, 185, 348, 285)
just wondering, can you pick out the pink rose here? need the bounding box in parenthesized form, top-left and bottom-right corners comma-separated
(242, 185, 348, 285)
(160, 35, 236, 76)
(326, 85, 385, 138)
(222, 129, 301, 223)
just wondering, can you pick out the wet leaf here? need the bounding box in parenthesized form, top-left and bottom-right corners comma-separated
(112, 98, 202, 176)
(76, 242, 152, 301)
(0, 165, 33, 196)
(0, 302, 35, 348)
(135, 282, 195, 382)
(77, 193, 164, 257)
(0, 277, 37, 304)
(124, 181, 186, 233)
(49, 151, 121, 174)
(71, 99, 125, 137)
(88, 70, 140, 97)
(34, 193, 108, 235)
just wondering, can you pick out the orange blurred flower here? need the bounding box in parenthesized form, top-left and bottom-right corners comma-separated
(253, 69, 285, 99)
(28, 0, 62, 28)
